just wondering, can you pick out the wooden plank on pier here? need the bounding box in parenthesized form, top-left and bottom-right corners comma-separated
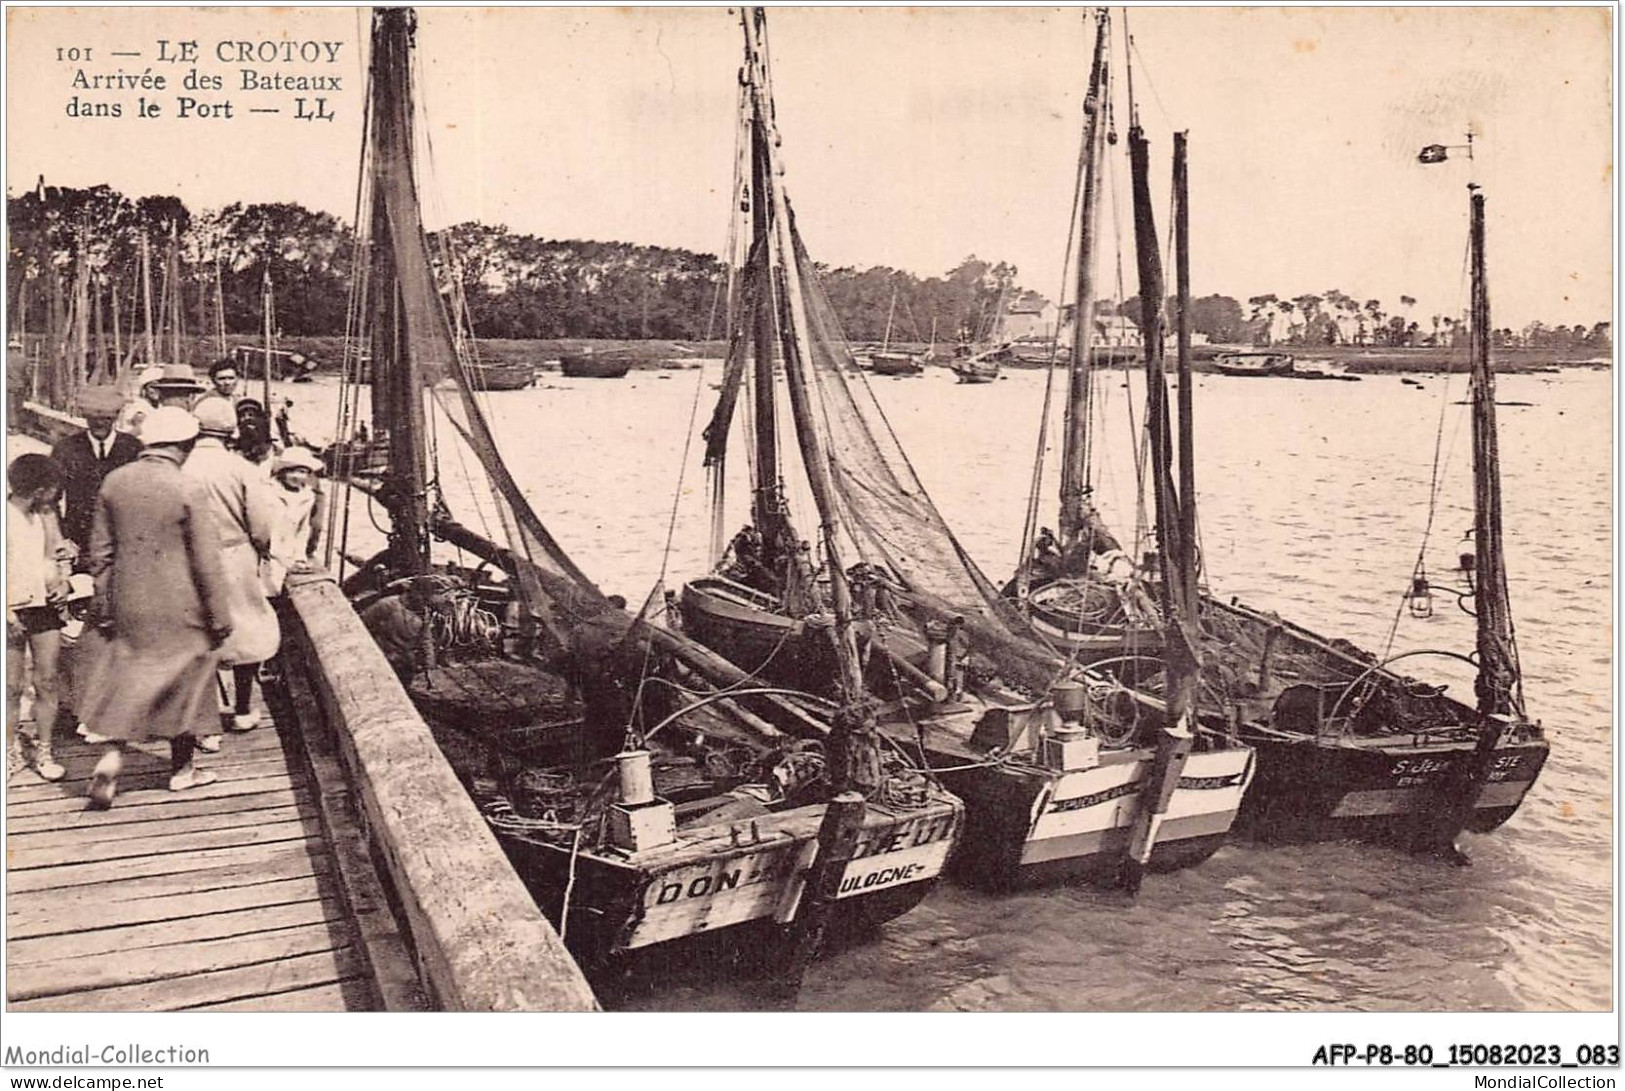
(9, 945, 369, 1013)
(5, 686, 378, 1013)
(283, 573, 598, 1011)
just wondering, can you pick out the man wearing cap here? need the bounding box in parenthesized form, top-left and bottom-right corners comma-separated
(78, 406, 234, 806)
(50, 386, 141, 565)
(185, 396, 281, 734)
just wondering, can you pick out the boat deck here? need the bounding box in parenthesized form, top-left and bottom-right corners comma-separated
(5, 681, 380, 1013)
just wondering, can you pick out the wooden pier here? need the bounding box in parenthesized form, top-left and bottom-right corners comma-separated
(6, 687, 381, 1012)
(3, 418, 599, 1014)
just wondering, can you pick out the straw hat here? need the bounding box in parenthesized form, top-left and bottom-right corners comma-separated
(148, 363, 206, 394)
(272, 446, 323, 476)
(191, 396, 238, 435)
(139, 406, 201, 445)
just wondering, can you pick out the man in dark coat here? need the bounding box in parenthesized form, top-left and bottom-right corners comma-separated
(50, 386, 140, 564)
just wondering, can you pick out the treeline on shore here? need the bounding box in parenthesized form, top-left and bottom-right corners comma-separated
(6, 184, 1610, 356)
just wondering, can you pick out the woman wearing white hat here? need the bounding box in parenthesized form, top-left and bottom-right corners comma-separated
(77, 407, 235, 805)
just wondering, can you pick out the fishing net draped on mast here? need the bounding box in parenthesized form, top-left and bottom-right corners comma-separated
(364, 9, 618, 655)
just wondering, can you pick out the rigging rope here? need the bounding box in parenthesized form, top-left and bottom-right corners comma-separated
(624, 359, 711, 745)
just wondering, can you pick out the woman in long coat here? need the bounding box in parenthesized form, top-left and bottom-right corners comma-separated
(79, 407, 234, 804)
(185, 397, 281, 732)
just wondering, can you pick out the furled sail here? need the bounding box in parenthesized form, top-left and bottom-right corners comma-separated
(365, 9, 616, 654)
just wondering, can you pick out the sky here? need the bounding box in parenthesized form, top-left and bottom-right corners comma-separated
(5, 5, 1614, 329)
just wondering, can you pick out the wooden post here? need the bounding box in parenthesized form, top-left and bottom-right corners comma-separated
(769, 790, 865, 1005)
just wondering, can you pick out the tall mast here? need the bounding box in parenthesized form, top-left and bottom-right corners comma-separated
(262, 265, 275, 412)
(742, 8, 879, 795)
(215, 252, 228, 357)
(881, 285, 897, 352)
(1058, 8, 1112, 549)
(139, 231, 155, 366)
(70, 230, 89, 412)
(368, 7, 433, 575)
(167, 222, 183, 365)
(1468, 186, 1520, 718)
(1120, 126, 1198, 893)
(747, 77, 783, 543)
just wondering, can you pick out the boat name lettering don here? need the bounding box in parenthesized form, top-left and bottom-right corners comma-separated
(651, 857, 796, 906)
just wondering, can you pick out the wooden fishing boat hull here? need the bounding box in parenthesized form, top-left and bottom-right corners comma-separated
(559, 353, 633, 378)
(951, 361, 1000, 384)
(1213, 351, 1294, 376)
(1205, 598, 1550, 850)
(494, 794, 963, 971)
(867, 352, 925, 376)
(1235, 731, 1548, 847)
(905, 724, 1253, 890)
(468, 362, 536, 390)
(230, 345, 320, 382)
(679, 577, 841, 690)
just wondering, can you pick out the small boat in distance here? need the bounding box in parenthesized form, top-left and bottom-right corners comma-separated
(560, 351, 633, 378)
(230, 344, 319, 382)
(951, 355, 1000, 383)
(467, 360, 536, 390)
(867, 351, 925, 375)
(1213, 350, 1294, 376)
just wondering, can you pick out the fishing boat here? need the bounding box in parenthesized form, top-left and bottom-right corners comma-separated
(559, 351, 633, 378)
(1196, 171, 1548, 856)
(1213, 350, 1294, 376)
(867, 351, 925, 376)
(681, 8, 1250, 891)
(466, 359, 536, 390)
(1002, 8, 1162, 662)
(950, 354, 1001, 384)
(862, 289, 927, 375)
(333, 9, 961, 978)
(230, 344, 319, 382)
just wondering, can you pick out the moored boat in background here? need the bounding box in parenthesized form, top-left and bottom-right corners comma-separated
(559, 351, 633, 378)
(1213, 350, 1294, 376)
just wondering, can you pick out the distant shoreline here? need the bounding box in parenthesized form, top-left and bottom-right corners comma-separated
(8, 334, 1610, 382)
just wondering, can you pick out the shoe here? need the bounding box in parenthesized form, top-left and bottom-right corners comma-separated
(80, 730, 109, 745)
(197, 734, 223, 753)
(32, 737, 65, 782)
(75, 722, 89, 738)
(87, 749, 123, 810)
(168, 766, 219, 792)
(230, 711, 260, 733)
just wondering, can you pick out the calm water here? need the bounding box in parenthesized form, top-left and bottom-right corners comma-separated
(278, 360, 1612, 1012)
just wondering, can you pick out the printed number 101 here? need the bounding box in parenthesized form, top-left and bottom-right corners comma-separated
(58, 47, 94, 61)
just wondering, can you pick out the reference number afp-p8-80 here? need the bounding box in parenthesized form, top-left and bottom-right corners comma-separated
(1313, 1043, 1621, 1066)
